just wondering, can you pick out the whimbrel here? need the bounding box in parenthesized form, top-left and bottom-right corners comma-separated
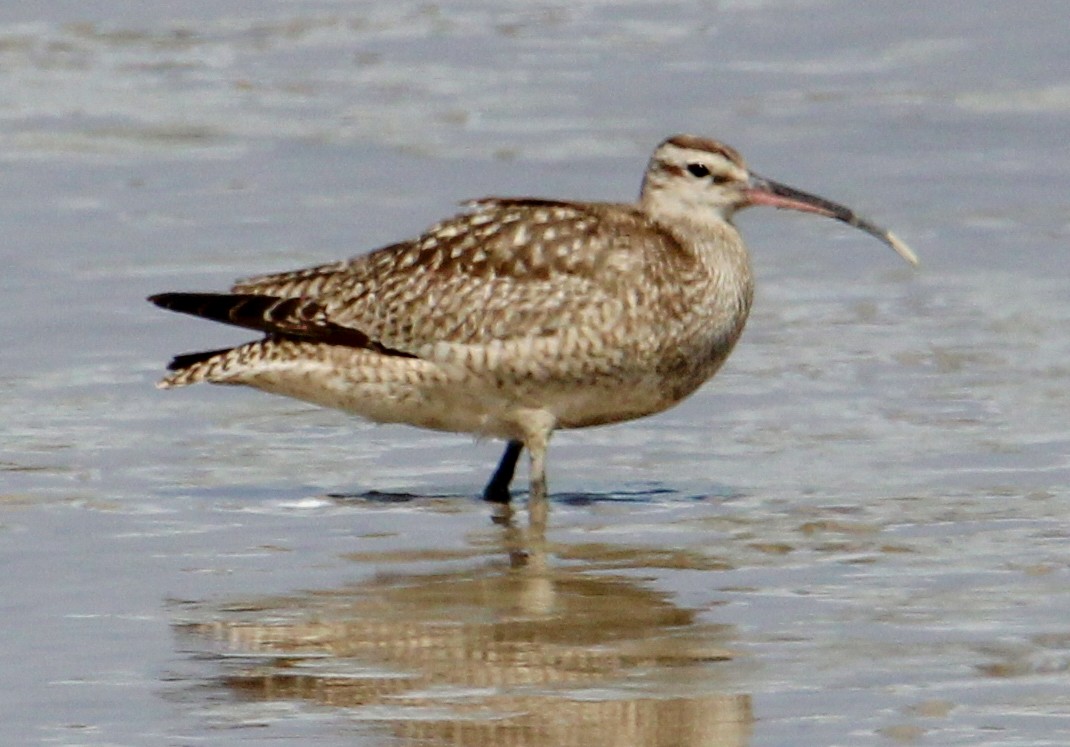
(150, 135, 916, 506)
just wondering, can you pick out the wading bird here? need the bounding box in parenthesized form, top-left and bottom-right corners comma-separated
(150, 135, 916, 507)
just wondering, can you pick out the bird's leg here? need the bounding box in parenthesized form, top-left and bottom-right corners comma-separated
(511, 411, 555, 529)
(526, 438, 550, 533)
(483, 440, 524, 504)
(528, 443, 548, 502)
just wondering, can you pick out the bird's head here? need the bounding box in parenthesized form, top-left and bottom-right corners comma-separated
(640, 134, 917, 266)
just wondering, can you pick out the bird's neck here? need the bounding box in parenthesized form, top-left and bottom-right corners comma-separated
(649, 207, 755, 332)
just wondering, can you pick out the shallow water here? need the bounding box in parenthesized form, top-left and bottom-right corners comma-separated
(2, 1, 1069, 745)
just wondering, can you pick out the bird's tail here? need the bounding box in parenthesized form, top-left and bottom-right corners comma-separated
(157, 346, 239, 389)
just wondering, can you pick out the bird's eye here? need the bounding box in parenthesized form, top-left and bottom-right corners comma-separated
(686, 163, 710, 178)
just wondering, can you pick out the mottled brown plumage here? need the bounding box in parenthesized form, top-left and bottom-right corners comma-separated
(150, 134, 915, 507)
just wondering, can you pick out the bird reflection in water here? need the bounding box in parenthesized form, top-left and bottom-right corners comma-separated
(176, 510, 752, 746)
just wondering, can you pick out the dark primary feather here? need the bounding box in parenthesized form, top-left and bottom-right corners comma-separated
(149, 292, 320, 334)
(148, 292, 417, 360)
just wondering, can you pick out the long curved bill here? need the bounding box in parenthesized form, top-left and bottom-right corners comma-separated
(745, 174, 918, 266)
